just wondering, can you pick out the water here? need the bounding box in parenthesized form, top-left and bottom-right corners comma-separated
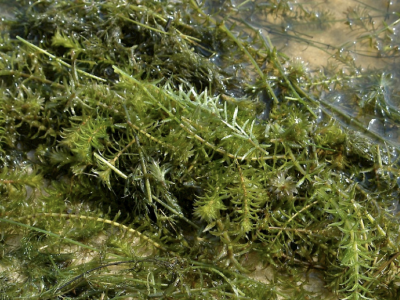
(234, 0, 398, 69)
(230, 0, 400, 148)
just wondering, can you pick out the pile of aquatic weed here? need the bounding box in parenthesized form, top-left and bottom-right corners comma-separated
(1, 0, 400, 299)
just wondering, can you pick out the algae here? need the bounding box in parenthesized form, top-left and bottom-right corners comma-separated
(1, 0, 400, 299)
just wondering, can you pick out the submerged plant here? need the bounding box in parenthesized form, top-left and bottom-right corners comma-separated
(0, 0, 400, 299)
(269, 171, 298, 200)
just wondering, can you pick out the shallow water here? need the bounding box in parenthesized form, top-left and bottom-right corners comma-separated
(265, 0, 398, 69)
(232, 0, 398, 69)
(230, 0, 400, 148)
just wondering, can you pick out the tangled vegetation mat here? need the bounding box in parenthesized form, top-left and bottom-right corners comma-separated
(1, 0, 400, 299)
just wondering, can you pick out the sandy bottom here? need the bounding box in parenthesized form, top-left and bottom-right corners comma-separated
(266, 0, 400, 71)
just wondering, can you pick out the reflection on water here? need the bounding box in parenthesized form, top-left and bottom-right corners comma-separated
(251, 0, 400, 70)
(229, 0, 400, 69)
(208, 0, 400, 148)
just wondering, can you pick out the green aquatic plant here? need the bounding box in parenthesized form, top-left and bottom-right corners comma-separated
(1, 0, 400, 299)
